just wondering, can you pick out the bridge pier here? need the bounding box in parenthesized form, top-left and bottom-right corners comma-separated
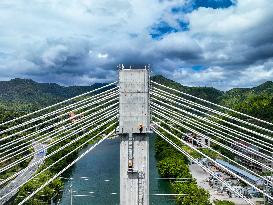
(118, 68, 150, 205)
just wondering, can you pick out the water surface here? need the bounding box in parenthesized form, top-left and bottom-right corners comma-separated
(60, 136, 175, 205)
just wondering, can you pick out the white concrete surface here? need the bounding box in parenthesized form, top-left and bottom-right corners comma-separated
(120, 134, 149, 205)
(118, 69, 150, 134)
(119, 68, 150, 205)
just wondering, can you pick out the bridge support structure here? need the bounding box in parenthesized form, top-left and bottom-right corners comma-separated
(118, 68, 150, 205)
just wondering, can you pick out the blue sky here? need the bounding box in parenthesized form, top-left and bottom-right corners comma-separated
(0, 0, 273, 90)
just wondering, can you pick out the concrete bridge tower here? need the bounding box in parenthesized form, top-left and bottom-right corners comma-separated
(118, 67, 150, 205)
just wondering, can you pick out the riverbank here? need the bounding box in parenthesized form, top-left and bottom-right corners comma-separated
(60, 136, 175, 205)
(12, 122, 115, 204)
(0, 142, 46, 204)
(189, 164, 263, 205)
(154, 134, 211, 205)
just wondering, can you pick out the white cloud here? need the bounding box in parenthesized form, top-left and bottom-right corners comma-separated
(41, 45, 68, 67)
(0, 0, 187, 82)
(172, 66, 227, 87)
(233, 60, 273, 87)
(154, 32, 202, 59)
(168, 60, 273, 90)
(187, 0, 271, 35)
(97, 53, 108, 59)
(185, 0, 273, 68)
(0, 0, 272, 90)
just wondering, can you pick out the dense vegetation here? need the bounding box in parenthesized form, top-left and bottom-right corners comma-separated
(151, 75, 273, 204)
(151, 75, 224, 104)
(219, 83, 273, 122)
(14, 122, 115, 204)
(152, 75, 273, 122)
(1, 76, 273, 204)
(0, 110, 33, 188)
(155, 133, 211, 205)
(0, 79, 116, 204)
(0, 78, 107, 112)
(2, 76, 273, 119)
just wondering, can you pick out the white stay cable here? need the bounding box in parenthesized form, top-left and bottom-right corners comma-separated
(0, 111, 117, 173)
(0, 99, 118, 155)
(0, 101, 118, 155)
(0, 118, 117, 187)
(0, 91, 118, 143)
(151, 80, 273, 126)
(153, 87, 273, 135)
(152, 103, 273, 156)
(152, 92, 273, 143)
(151, 93, 273, 144)
(0, 104, 117, 160)
(152, 114, 272, 186)
(0, 81, 117, 127)
(153, 123, 273, 201)
(152, 109, 273, 173)
(17, 129, 115, 205)
(151, 105, 273, 162)
(0, 123, 117, 201)
(0, 87, 118, 135)
(0, 110, 117, 172)
(0, 96, 118, 153)
(151, 100, 273, 153)
(0, 107, 118, 162)
(152, 128, 255, 205)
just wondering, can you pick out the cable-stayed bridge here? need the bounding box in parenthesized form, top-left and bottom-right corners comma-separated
(0, 68, 272, 205)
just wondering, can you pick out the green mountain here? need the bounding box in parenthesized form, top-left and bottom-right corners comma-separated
(151, 75, 224, 103)
(0, 76, 272, 121)
(151, 75, 273, 121)
(0, 78, 107, 111)
(219, 81, 273, 121)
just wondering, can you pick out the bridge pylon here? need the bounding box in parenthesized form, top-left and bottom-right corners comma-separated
(118, 67, 150, 205)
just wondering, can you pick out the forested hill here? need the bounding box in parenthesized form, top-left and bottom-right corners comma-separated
(151, 75, 273, 121)
(0, 76, 273, 121)
(0, 78, 106, 111)
(219, 81, 273, 120)
(151, 75, 224, 103)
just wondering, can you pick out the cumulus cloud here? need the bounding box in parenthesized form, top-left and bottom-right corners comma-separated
(232, 61, 273, 88)
(0, 0, 272, 90)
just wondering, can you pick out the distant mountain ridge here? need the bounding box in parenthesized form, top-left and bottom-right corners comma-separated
(0, 76, 272, 121)
(151, 75, 273, 121)
(0, 78, 107, 111)
(151, 75, 224, 103)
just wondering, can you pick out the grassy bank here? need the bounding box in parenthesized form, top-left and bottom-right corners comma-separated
(155, 134, 211, 205)
(13, 122, 116, 204)
(155, 134, 235, 205)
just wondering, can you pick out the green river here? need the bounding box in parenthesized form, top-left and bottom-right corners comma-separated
(60, 136, 175, 205)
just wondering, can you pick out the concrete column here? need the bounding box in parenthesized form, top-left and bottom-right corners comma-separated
(118, 68, 150, 205)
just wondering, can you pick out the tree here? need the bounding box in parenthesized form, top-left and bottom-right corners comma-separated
(173, 183, 211, 205)
(158, 157, 191, 178)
